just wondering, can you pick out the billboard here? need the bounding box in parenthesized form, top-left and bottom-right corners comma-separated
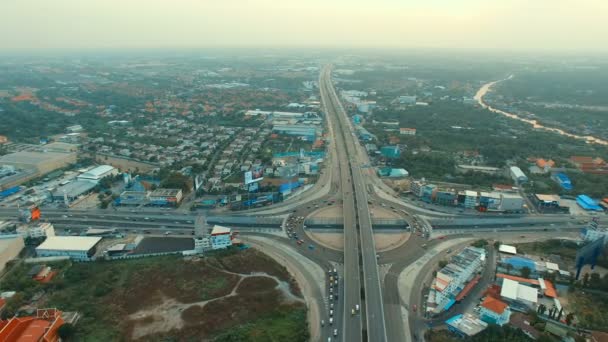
(194, 174, 204, 190)
(244, 168, 264, 184)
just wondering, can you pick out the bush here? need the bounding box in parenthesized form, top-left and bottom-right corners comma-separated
(471, 239, 488, 248)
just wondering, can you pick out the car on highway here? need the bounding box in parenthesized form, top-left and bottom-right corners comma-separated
(297, 240, 304, 245)
(333, 329, 338, 337)
(329, 317, 333, 325)
(329, 309, 333, 316)
(165, 231, 171, 235)
(355, 304, 359, 311)
(308, 244, 315, 250)
(321, 319, 325, 327)
(351, 309, 355, 315)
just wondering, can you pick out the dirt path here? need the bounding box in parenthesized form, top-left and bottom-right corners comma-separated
(129, 266, 303, 340)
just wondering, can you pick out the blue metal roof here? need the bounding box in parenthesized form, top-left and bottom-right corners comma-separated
(577, 195, 603, 211)
(504, 256, 536, 270)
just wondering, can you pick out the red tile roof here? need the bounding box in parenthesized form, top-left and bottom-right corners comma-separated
(456, 275, 480, 301)
(481, 296, 509, 314)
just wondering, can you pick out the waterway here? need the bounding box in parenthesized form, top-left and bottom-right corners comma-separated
(474, 76, 608, 146)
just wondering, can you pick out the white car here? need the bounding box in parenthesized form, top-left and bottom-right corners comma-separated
(330, 310, 334, 316)
(355, 304, 360, 311)
(333, 329, 338, 337)
(329, 317, 333, 325)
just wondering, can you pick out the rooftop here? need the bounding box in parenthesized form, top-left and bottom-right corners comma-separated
(36, 236, 102, 252)
(481, 296, 508, 314)
(498, 245, 517, 255)
(52, 180, 96, 198)
(211, 225, 231, 235)
(500, 278, 538, 304)
(79, 165, 115, 178)
(150, 188, 182, 196)
(445, 313, 488, 337)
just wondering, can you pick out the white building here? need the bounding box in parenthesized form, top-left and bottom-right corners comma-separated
(17, 222, 56, 239)
(35, 236, 102, 261)
(210, 225, 233, 250)
(510, 166, 528, 184)
(500, 278, 538, 308)
(77, 165, 118, 183)
(498, 244, 517, 255)
(194, 236, 212, 252)
(399, 128, 417, 136)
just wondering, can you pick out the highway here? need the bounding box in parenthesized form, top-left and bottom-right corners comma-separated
(320, 66, 387, 341)
(320, 67, 362, 341)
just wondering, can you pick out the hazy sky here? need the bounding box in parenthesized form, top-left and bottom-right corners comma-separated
(2, 0, 607, 51)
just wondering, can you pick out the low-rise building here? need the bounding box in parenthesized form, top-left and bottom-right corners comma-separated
(499, 278, 538, 309)
(77, 165, 118, 183)
(510, 166, 528, 184)
(16, 222, 56, 239)
(149, 188, 183, 206)
(464, 190, 478, 208)
(551, 173, 572, 190)
(35, 236, 102, 261)
(210, 225, 233, 250)
(0, 308, 65, 341)
(457, 165, 501, 175)
(399, 127, 416, 136)
(576, 194, 603, 211)
(446, 313, 487, 338)
(433, 247, 486, 312)
(479, 296, 511, 326)
(51, 180, 97, 205)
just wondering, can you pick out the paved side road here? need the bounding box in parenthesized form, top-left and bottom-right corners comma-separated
(242, 236, 328, 342)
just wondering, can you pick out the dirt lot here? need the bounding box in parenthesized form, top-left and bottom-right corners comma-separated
(39, 249, 307, 341)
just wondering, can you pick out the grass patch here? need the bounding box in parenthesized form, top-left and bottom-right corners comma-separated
(515, 239, 579, 261)
(1, 249, 305, 341)
(569, 291, 608, 331)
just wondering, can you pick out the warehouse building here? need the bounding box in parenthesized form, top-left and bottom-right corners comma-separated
(51, 180, 97, 205)
(77, 165, 118, 183)
(0, 151, 76, 175)
(499, 278, 538, 310)
(35, 236, 102, 261)
(510, 166, 528, 184)
(0, 236, 24, 273)
(576, 194, 603, 211)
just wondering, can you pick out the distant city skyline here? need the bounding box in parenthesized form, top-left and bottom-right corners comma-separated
(2, 0, 607, 51)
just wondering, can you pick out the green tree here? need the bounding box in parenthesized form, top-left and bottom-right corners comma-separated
(58, 323, 76, 339)
(505, 263, 513, 275)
